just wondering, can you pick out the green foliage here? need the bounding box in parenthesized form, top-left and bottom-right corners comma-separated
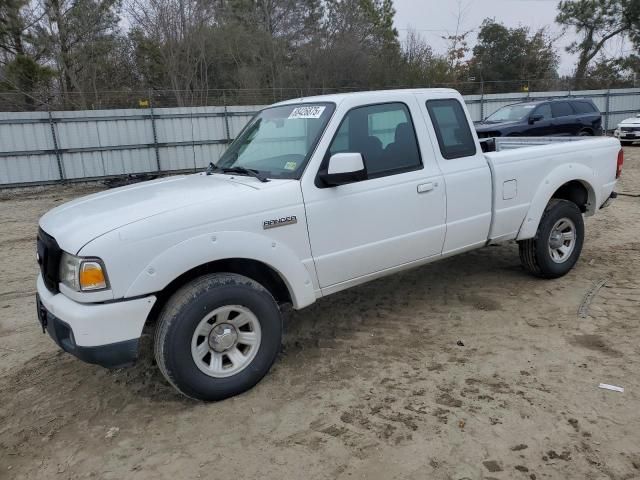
(469, 19, 559, 89)
(556, 0, 640, 86)
(579, 54, 640, 88)
(1, 54, 54, 89)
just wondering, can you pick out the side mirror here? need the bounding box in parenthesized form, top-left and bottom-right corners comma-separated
(319, 152, 367, 187)
(529, 113, 544, 124)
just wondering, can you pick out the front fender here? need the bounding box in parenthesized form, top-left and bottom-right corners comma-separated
(516, 163, 597, 240)
(125, 230, 317, 309)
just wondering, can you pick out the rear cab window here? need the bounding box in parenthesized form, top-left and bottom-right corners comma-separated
(426, 99, 477, 159)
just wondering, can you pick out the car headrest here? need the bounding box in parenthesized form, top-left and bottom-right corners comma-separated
(395, 123, 411, 143)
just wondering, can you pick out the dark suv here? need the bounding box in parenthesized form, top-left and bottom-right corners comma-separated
(475, 98, 602, 138)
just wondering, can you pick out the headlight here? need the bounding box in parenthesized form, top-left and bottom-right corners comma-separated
(59, 252, 109, 291)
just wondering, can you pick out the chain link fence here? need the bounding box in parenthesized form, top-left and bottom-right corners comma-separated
(1, 83, 639, 186)
(1, 78, 639, 112)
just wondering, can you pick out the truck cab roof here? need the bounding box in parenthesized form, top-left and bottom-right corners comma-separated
(273, 88, 461, 107)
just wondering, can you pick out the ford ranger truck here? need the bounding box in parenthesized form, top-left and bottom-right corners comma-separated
(35, 89, 622, 401)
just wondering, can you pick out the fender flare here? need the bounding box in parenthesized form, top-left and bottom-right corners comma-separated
(125, 230, 317, 309)
(516, 163, 598, 240)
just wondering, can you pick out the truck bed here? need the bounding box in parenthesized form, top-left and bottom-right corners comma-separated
(482, 136, 620, 243)
(480, 136, 605, 153)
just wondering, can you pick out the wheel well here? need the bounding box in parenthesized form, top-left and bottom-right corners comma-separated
(145, 258, 292, 327)
(550, 180, 591, 213)
(579, 127, 594, 135)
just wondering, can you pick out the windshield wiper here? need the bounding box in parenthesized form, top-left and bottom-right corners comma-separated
(223, 166, 270, 182)
(206, 162, 221, 175)
(206, 162, 269, 182)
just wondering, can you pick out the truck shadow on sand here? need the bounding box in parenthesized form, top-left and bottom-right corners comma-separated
(282, 243, 525, 355)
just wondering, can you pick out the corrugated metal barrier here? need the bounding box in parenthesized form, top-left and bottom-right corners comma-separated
(0, 106, 261, 186)
(1, 88, 638, 186)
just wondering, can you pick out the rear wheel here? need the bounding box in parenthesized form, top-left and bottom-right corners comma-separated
(519, 199, 584, 278)
(578, 129, 593, 136)
(154, 273, 282, 401)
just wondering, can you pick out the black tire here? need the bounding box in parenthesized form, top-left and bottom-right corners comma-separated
(578, 129, 593, 136)
(518, 199, 584, 279)
(154, 273, 282, 401)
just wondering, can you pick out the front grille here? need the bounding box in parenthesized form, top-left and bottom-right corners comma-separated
(37, 228, 62, 293)
(621, 126, 640, 132)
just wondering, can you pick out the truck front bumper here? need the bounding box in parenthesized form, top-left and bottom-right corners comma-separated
(615, 130, 640, 141)
(36, 275, 156, 368)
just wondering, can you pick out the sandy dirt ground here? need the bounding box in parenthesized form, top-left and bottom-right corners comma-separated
(1, 148, 639, 480)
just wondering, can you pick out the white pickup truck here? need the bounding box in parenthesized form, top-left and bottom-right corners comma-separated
(36, 89, 622, 400)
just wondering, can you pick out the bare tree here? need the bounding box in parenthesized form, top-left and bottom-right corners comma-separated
(126, 0, 216, 105)
(441, 0, 472, 78)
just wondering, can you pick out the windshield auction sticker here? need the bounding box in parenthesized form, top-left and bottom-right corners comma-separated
(288, 106, 326, 119)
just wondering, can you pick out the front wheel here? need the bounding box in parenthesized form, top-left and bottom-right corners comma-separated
(518, 199, 584, 278)
(154, 273, 282, 401)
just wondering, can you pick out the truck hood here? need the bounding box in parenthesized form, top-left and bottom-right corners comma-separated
(39, 173, 282, 253)
(619, 116, 640, 126)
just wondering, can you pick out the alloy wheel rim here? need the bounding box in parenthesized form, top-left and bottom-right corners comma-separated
(191, 305, 261, 378)
(548, 217, 576, 263)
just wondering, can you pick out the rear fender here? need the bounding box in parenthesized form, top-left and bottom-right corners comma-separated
(125, 231, 317, 309)
(516, 163, 597, 240)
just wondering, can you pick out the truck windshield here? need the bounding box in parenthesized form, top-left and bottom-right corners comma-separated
(485, 104, 536, 122)
(216, 102, 335, 180)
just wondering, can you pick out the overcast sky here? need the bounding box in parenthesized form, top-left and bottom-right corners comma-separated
(392, 0, 632, 76)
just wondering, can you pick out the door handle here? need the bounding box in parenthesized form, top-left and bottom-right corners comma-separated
(417, 182, 435, 193)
